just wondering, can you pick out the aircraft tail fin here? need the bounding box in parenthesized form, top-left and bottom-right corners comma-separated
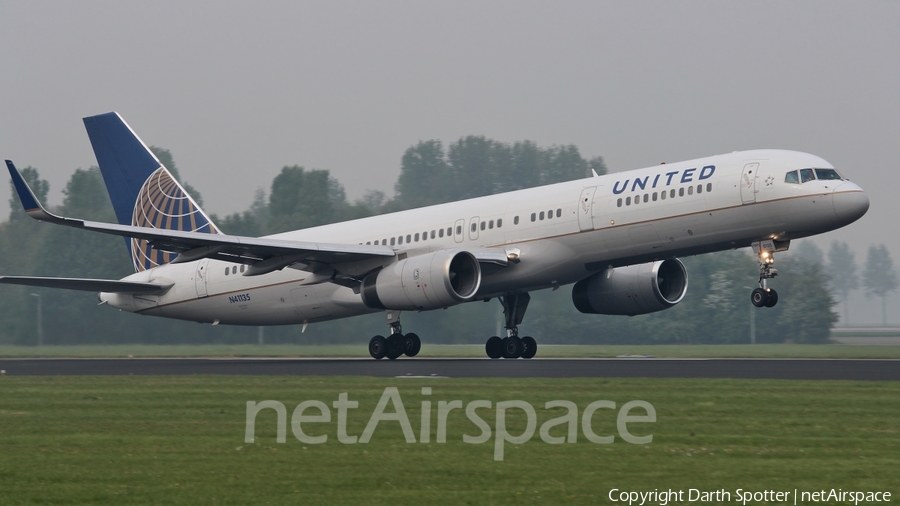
(82, 112, 220, 272)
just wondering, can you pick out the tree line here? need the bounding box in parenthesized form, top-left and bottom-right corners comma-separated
(1, 137, 892, 346)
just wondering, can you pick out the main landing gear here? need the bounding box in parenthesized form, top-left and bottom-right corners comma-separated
(485, 293, 537, 359)
(368, 311, 420, 360)
(750, 245, 779, 308)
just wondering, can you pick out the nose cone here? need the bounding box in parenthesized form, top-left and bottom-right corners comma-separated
(832, 183, 869, 225)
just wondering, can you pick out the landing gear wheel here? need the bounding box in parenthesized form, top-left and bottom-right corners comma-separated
(764, 289, 778, 308)
(520, 336, 537, 359)
(750, 288, 768, 308)
(501, 336, 523, 359)
(368, 335, 387, 359)
(404, 333, 421, 357)
(485, 336, 503, 359)
(386, 334, 405, 360)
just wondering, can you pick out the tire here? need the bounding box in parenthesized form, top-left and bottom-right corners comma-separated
(750, 288, 768, 308)
(386, 334, 405, 360)
(485, 336, 503, 359)
(501, 336, 523, 359)
(404, 333, 421, 357)
(765, 289, 778, 308)
(520, 336, 537, 359)
(368, 335, 387, 359)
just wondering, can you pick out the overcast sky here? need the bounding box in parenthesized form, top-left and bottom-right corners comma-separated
(2, 1, 899, 321)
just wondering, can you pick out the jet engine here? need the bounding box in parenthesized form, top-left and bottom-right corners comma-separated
(572, 258, 688, 316)
(361, 249, 482, 311)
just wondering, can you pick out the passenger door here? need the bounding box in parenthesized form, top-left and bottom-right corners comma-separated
(741, 163, 759, 204)
(578, 187, 597, 231)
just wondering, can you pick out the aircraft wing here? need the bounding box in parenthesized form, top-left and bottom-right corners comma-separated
(0, 276, 172, 294)
(6, 160, 396, 276)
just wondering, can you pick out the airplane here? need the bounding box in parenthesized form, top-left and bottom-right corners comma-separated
(1, 112, 869, 360)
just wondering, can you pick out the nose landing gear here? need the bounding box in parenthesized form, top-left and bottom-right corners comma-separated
(750, 241, 783, 308)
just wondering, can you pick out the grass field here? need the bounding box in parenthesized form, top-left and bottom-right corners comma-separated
(2, 343, 900, 359)
(1, 376, 898, 505)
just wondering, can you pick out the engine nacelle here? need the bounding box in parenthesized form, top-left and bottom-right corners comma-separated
(572, 258, 688, 316)
(361, 249, 482, 311)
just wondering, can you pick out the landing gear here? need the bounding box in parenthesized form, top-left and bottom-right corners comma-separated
(485, 293, 538, 359)
(368, 311, 421, 360)
(486, 336, 503, 359)
(368, 335, 387, 359)
(750, 242, 780, 308)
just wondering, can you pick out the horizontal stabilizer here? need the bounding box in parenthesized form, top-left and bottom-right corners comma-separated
(0, 276, 172, 295)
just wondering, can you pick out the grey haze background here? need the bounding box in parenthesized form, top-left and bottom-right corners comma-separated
(1, 1, 898, 325)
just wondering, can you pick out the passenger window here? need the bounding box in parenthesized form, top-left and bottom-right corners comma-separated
(784, 171, 799, 184)
(617, 198, 622, 207)
(488, 220, 494, 229)
(471, 223, 477, 232)
(815, 168, 843, 180)
(626, 196, 632, 205)
(652, 192, 657, 201)
(547, 209, 553, 219)
(406, 234, 411, 243)
(539, 211, 545, 220)
(453, 226, 459, 236)
(679, 188, 684, 197)
(415, 233, 420, 242)
(431, 230, 436, 239)
(688, 186, 694, 195)
(634, 195, 640, 205)
(225, 268, 229, 276)
(514, 216, 519, 225)
(556, 208, 561, 218)
(480, 221, 486, 231)
(697, 184, 702, 194)
(670, 189, 675, 198)
(240, 265, 245, 273)
(398, 236, 403, 245)
(706, 183, 712, 192)
(497, 219, 502, 228)
(366, 241, 371, 245)
(439, 228, 444, 238)
(800, 168, 815, 183)
(643, 194, 648, 203)
(391, 237, 396, 246)
(531, 213, 536, 222)
(661, 191, 666, 200)
(232, 266, 237, 274)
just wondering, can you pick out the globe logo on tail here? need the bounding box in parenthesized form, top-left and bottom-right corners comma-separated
(131, 168, 218, 272)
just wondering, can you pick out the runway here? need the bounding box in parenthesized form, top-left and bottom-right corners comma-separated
(0, 357, 898, 380)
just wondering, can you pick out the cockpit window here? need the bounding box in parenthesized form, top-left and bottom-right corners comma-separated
(814, 168, 843, 180)
(800, 168, 816, 183)
(784, 171, 799, 184)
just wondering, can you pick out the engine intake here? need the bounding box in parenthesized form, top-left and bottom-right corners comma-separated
(361, 250, 482, 311)
(572, 258, 688, 316)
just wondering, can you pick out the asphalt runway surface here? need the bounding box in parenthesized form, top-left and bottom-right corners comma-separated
(0, 358, 898, 380)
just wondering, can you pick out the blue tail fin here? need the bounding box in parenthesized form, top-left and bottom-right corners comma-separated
(83, 112, 219, 272)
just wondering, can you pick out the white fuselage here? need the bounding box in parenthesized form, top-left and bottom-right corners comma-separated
(100, 149, 868, 326)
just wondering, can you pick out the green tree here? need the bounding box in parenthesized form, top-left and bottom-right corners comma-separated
(394, 140, 449, 208)
(827, 241, 859, 325)
(863, 244, 899, 326)
(267, 166, 345, 233)
(794, 240, 824, 265)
